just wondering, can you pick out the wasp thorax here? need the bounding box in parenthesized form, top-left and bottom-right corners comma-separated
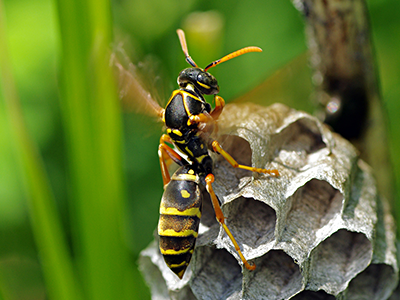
(178, 67, 219, 95)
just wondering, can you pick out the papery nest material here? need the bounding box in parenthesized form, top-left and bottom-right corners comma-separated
(140, 103, 398, 300)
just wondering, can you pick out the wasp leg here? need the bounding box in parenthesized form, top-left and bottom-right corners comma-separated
(188, 112, 217, 137)
(210, 95, 225, 121)
(205, 174, 256, 271)
(211, 140, 280, 176)
(188, 112, 214, 126)
(158, 134, 186, 187)
(209, 95, 225, 135)
(188, 96, 225, 127)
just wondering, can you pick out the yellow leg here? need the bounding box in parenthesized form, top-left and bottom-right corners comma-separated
(188, 112, 214, 125)
(205, 174, 256, 271)
(158, 134, 184, 187)
(187, 96, 225, 126)
(210, 95, 225, 121)
(211, 140, 279, 176)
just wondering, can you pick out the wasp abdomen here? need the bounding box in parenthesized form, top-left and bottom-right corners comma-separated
(158, 167, 202, 279)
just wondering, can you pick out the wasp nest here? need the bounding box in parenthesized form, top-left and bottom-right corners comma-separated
(139, 103, 398, 300)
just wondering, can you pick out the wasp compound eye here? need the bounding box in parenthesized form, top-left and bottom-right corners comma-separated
(196, 71, 219, 95)
(177, 67, 199, 87)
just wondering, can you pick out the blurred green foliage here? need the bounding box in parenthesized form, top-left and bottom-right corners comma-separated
(0, 0, 399, 299)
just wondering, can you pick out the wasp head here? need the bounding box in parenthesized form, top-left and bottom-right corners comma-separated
(178, 67, 219, 95)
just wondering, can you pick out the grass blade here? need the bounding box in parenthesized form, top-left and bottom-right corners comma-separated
(0, 1, 81, 299)
(55, 0, 135, 298)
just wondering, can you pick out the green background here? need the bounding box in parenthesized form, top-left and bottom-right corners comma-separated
(1, 0, 399, 299)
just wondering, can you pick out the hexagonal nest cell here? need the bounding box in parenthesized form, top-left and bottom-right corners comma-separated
(139, 103, 398, 300)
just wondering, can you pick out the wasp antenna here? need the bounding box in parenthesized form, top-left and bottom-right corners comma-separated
(204, 46, 262, 72)
(177, 29, 198, 68)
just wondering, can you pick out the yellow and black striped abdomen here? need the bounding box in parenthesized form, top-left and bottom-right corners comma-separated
(158, 166, 202, 279)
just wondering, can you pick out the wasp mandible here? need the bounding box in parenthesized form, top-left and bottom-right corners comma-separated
(114, 29, 280, 279)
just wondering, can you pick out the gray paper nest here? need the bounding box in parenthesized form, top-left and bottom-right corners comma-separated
(139, 103, 398, 300)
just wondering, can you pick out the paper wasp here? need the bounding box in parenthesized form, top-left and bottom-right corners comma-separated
(114, 29, 279, 279)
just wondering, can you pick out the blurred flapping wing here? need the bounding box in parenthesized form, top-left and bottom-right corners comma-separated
(110, 46, 165, 121)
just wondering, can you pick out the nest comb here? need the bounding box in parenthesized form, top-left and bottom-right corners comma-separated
(139, 103, 398, 300)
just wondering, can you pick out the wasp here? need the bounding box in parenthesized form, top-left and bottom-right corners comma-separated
(114, 29, 279, 279)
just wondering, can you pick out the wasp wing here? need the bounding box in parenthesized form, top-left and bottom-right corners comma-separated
(233, 53, 312, 112)
(111, 46, 165, 120)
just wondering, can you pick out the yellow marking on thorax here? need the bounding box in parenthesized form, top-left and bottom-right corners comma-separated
(183, 96, 192, 126)
(181, 89, 202, 126)
(165, 90, 182, 108)
(196, 154, 208, 163)
(161, 110, 165, 123)
(188, 169, 194, 175)
(173, 139, 186, 144)
(158, 228, 198, 238)
(172, 129, 182, 136)
(185, 147, 194, 157)
(182, 87, 202, 102)
(160, 206, 201, 219)
(181, 189, 191, 198)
